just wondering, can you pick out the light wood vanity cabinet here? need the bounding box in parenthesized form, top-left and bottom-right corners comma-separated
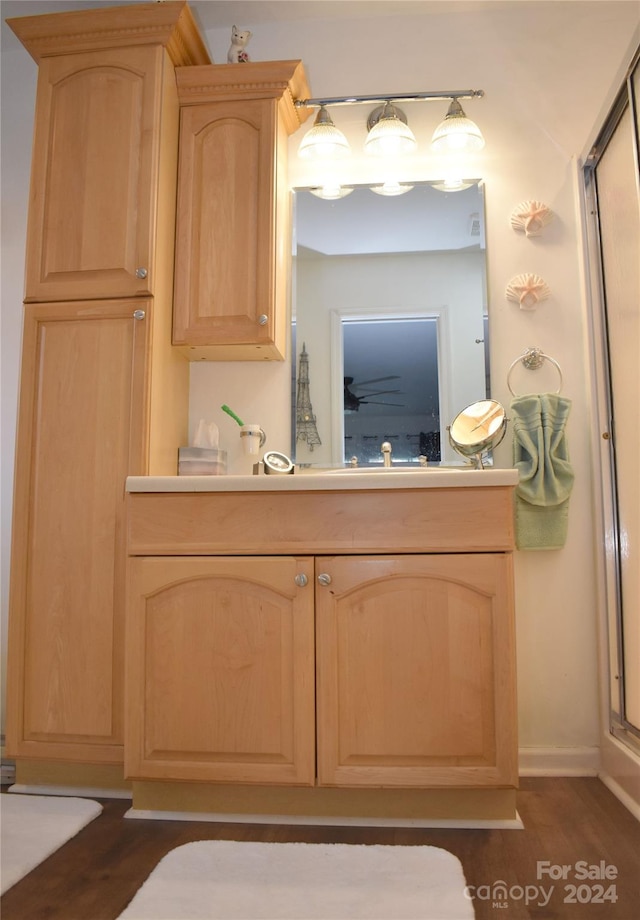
(9, 2, 209, 303)
(125, 486, 518, 792)
(6, 2, 209, 770)
(172, 62, 311, 360)
(316, 552, 516, 788)
(22, 45, 166, 302)
(126, 556, 316, 785)
(7, 300, 150, 763)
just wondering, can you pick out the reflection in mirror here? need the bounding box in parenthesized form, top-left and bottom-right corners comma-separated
(342, 316, 439, 464)
(292, 181, 489, 466)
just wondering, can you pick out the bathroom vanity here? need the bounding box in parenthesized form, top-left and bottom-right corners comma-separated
(6, 0, 519, 826)
(124, 470, 520, 823)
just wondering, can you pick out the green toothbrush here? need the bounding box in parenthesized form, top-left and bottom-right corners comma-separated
(221, 404, 245, 427)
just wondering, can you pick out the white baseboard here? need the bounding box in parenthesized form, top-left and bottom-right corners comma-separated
(598, 733, 640, 820)
(519, 746, 600, 776)
(598, 773, 640, 822)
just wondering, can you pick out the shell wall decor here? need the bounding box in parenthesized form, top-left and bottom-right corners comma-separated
(505, 273, 551, 310)
(510, 200, 553, 237)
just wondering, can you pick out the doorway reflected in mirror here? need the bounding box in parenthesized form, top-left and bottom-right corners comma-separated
(343, 317, 440, 465)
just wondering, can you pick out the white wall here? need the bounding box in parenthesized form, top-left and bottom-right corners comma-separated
(2, 1, 640, 764)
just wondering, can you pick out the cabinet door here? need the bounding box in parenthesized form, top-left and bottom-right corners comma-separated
(6, 300, 149, 763)
(172, 99, 286, 359)
(24, 46, 164, 302)
(316, 554, 517, 787)
(126, 556, 316, 784)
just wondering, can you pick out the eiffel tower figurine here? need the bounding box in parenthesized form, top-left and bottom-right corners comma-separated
(296, 342, 322, 450)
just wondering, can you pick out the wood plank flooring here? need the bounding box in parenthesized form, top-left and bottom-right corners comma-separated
(1, 778, 639, 919)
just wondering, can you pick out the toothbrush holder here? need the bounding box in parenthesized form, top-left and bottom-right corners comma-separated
(240, 424, 266, 456)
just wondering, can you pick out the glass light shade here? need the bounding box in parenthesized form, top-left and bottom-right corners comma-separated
(309, 185, 354, 200)
(430, 177, 474, 192)
(370, 181, 414, 197)
(298, 106, 350, 160)
(364, 104, 417, 157)
(431, 99, 485, 153)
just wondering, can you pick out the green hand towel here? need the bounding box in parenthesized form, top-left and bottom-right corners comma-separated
(511, 393, 575, 550)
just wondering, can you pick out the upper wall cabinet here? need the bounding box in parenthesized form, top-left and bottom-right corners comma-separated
(8, 1, 210, 303)
(172, 62, 311, 360)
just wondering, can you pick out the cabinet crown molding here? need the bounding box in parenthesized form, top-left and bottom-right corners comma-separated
(7, 1, 210, 66)
(176, 61, 313, 132)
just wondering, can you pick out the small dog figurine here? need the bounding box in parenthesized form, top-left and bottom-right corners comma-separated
(227, 25, 252, 63)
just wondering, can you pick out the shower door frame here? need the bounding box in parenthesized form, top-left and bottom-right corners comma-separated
(583, 46, 640, 756)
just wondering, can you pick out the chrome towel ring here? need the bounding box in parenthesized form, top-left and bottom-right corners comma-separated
(507, 346, 563, 396)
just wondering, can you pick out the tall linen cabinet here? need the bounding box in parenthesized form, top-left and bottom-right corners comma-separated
(5, 2, 210, 778)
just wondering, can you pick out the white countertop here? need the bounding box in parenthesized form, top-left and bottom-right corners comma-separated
(126, 467, 519, 493)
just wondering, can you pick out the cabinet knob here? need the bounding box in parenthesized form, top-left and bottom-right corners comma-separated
(294, 574, 308, 587)
(317, 573, 332, 586)
(133, 310, 146, 320)
(135, 267, 148, 279)
(258, 314, 268, 326)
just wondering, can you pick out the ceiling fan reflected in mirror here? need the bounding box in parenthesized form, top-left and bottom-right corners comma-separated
(343, 376, 404, 413)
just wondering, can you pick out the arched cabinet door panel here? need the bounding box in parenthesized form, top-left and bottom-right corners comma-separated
(24, 46, 165, 301)
(315, 553, 518, 788)
(172, 61, 311, 360)
(10, 0, 211, 303)
(173, 102, 271, 348)
(125, 555, 316, 785)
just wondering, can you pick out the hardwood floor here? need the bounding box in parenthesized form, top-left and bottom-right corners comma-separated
(1, 778, 639, 919)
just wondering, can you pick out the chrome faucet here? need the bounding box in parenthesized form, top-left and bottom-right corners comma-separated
(381, 441, 392, 468)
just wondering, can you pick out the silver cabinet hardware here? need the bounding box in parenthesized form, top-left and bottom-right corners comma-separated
(135, 267, 148, 279)
(294, 574, 308, 587)
(258, 314, 268, 325)
(133, 310, 146, 320)
(317, 573, 332, 586)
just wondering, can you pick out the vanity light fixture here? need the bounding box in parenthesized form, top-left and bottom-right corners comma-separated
(364, 103, 417, 157)
(297, 105, 351, 160)
(295, 89, 484, 160)
(430, 98, 485, 152)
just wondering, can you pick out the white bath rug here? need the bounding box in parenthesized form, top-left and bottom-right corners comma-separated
(118, 839, 474, 919)
(0, 792, 103, 893)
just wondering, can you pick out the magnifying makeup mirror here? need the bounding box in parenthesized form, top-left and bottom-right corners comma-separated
(448, 399, 507, 468)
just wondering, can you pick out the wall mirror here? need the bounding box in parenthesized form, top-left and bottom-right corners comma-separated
(291, 180, 490, 466)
